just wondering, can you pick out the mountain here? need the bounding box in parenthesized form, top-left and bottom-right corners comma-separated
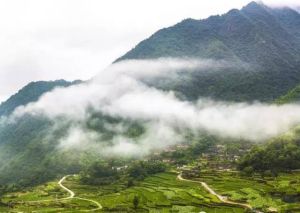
(0, 80, 81, 117)
(117, 1, 300, 102)
(0, 80, 82, 187)
(1, 1, 300, 189)
(239, 125, 300, 173)
(275, 84, 300, 104)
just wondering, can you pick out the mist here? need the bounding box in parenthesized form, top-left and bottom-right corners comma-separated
(5, 58, 300, 156)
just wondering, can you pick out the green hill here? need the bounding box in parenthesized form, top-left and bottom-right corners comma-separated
(0, 80, 81, 117)
(0, 80, 82, 188)
(1, 1, 300, 190)
(117, 2, 300, 102)
(239, 126, 300, 173)
(276, 84, 300, 104)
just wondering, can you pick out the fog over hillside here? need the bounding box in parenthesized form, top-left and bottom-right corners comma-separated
(1, 58, 299, 156)
(1, 3, 300, 211)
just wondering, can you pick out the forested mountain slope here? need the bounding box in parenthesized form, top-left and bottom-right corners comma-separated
(276, 84, 300, 104)
(117, 2, 300, 101)
(0, 80, 80, 117)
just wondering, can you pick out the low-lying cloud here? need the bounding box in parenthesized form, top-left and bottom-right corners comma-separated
(5, 58, 300, 156)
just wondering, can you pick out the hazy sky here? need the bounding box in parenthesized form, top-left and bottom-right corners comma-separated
(0, 0, 299, 102)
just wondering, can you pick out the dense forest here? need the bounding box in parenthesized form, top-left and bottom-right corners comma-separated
(117, 2, 300, 102)
(239, 127, 300, 175)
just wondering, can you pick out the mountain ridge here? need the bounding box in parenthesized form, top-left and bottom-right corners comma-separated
(0, 79, 81, 117)
(116, 1, 300, 102)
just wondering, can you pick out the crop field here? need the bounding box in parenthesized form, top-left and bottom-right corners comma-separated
(1, 172, 246, 212)
(2, 171, 300, 212)
(63, 172, 245, 212)
(198, 171, 300, 212)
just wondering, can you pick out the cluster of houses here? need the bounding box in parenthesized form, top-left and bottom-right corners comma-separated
(150, 142, 247, 171)
(200, 144, 242, 171)
(180, 165, 201, 178)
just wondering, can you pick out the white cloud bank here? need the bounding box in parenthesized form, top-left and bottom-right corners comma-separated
(4, 58, 300, 156)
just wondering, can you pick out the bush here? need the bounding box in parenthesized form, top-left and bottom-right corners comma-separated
(128, 161, 167, 180)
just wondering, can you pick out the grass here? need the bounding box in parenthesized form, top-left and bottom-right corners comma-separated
(198, 170, 300, 212)
(1, 172, 246, 212)
(63, 172, 245, 212)
(2, 198, 96, 212)
(3, 181, 65, 202)
(6, 171, 300, 212)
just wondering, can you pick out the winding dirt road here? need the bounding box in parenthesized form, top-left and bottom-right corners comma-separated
(57, 175, 102, 211)
(28, 175, 102, 212)
(177, 173, 262, 212)
(58, 175, 75, 199)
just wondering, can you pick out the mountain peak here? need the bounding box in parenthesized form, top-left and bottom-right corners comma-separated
(242, 1, 265, 11)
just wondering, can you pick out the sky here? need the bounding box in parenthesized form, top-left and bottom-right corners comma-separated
(0, 0, 299, 102)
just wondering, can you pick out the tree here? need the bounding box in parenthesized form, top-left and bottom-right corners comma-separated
(133, 195, 139, 209)
(127, 179, 134, 188)
(0, 185, 7, 205)
(238, 135, 300, 173)
(128, 161, 167, 180)
(128, 162, 147, 180)
(80, 161, 119, 185)
(242, 166, 254, 177)
(144, 161, 166, 175)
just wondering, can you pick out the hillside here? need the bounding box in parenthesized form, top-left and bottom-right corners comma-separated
(0, 1, 300, 196)
(0, 79, 83, 187)
(1, 1, 300, 212)
(276, 84, 300, 104)
(117, 2, 300, 101)
(239, 126, 300, 173)
(0, 80, 81, 117)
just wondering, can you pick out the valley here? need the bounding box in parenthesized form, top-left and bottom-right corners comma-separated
(0, 1, 300, 212)
(1, 141, 300, 212)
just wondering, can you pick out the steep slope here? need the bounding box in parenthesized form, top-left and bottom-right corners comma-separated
(275, 84, 300, 104)
(0, 80, 82, 187)
(239, 126, 300, 172)
(1, 1, 300, 190)
(117, 2, 300, 101)
(0, 80, 81, 117)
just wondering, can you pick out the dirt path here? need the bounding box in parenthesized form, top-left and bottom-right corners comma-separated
(57, 175, 102, 211)
(177, 173, 262, 212)
(28, 175, 102, 212)
(58, 175, 75, 199)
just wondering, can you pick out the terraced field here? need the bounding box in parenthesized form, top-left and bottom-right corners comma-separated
(198, 171, 300, 212)
(1, 172, 246, 212)
(1, 179, 100, 212)
(63, 172, 245, 212)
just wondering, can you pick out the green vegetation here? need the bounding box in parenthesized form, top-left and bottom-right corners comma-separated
(199, 170, 300, 212)
(133, 195, 139, 209)
(0, 2, 300, 212)
(0, 111, 145, 189)
(0, 80, 80, 117)
(0, 80, 82, 189)
(128, 160, 167, 180)
(80, 161, 120, 185)
(0, 180, 98, 212)
(1, 172, 246, 212)
(80, 160, 168, 186)
(238, 127, 300, 173)
(117, 2, 300, 102)
(0, 0, 300, 193)
(276, 84, 300, 104)
(1, 136, 300, 212)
